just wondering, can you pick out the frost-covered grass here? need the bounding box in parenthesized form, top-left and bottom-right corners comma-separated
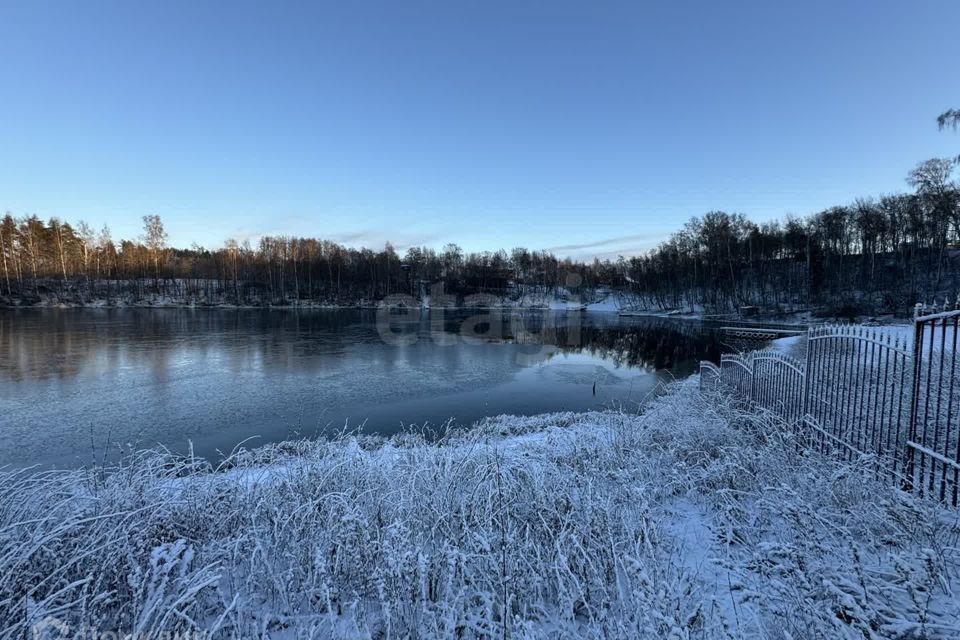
(2, 381, 959, 638)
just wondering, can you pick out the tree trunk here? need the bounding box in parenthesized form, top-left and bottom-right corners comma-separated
(0, 226, 10, 296)
(55, 228, 68, 284)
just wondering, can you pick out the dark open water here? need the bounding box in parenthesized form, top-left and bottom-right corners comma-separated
(0, 308, 725, 467)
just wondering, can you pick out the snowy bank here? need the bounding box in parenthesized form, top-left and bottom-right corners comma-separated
(769, 322, 917, 360)
(2, 381, 958, 638)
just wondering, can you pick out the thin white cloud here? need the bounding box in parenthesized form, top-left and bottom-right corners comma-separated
(329, 230, 445, 252)
(544, 233, 661, 261)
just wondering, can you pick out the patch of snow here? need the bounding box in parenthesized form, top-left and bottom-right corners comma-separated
(2, 380, 958, 638)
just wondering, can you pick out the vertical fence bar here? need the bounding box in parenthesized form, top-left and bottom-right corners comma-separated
(811, 328, 823, 452)
(866, 335, 880, 474)
(836, 328, 850, 459)
(895, 334, 909, 478)
(855, 328, 869, 458)
(815, 329, 828, 453)
(930, 317, 948, 496)
(919, 318, 937, 494)
(845, 327, 858, 461)
(878, 333, 892, 478)
(835, 329, 848, 456)
(905, 316, 924, 491)
(950, 315, 960, 506)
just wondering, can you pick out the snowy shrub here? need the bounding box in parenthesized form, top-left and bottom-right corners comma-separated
(0, 379, 957, 638)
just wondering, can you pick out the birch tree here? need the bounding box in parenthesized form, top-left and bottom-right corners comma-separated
(142, 215, 167, 290)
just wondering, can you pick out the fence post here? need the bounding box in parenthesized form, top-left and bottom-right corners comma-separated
(748, 351, 755, 403)
(800, 326, 813, 420)
(903, 304, 924, 492)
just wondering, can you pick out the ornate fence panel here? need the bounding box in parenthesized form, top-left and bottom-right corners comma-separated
(804, 325, 912, 481)
(703, 350, 804, 423)
(907, 304, 960, 506)
(752, 349, 805, 424)
(699, 361, 720, 395)
(700, 315, 960, 505)
(719, 353, 753, 406)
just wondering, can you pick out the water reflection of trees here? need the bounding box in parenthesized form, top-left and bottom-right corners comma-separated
(496, 314, 723, 371)
(0, 309, 723, 383)
(1, 310, 373, 383)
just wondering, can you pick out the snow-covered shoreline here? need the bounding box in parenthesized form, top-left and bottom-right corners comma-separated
(0, 297, 624, 312)
(3, 380, 958, 638)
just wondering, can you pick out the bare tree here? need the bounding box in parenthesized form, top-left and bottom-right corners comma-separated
(225, 238, 241, 303)
(77, 221, 95, 286)
(938, 109, 960, 131)
(2, 215, 21, 291)
(142, 215, 167, 290)
(48, 218, 70, 284)
(907, 158, 957, 286)
(0, 214, 10, 296)
(19, 216, 45, 295)
(939, 109, 960, 164)
(96, 225, 113, 280)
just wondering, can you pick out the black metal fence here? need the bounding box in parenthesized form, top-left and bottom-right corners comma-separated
(701, 304, 960, 506)
(907, 304, 960, 504)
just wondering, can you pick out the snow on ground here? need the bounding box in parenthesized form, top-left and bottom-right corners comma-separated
(617, 305, 706, 319)
(2, 380, 958, 638)
(584, 290, 627, 312)
(769, 334, 804, 359)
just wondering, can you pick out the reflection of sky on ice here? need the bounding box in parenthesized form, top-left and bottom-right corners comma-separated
(0, 309, 723, 468)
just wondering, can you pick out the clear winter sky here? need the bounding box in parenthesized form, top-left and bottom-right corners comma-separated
(1, 1, 958, 261)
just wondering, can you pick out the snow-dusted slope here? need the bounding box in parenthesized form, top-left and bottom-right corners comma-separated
(3, 381, 957, 638)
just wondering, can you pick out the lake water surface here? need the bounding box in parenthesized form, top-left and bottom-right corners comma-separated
(0, 308, 725, 467)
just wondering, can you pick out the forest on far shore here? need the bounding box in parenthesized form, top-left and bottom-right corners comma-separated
(2, 114, 959, 316)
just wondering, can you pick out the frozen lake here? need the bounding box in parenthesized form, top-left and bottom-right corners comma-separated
(0, 308, 725, 467)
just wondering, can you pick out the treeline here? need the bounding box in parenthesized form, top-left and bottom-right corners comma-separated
(632, 112, 960, 313)
(626, 158, 960, 313)
(1, 160, 958, 314)
(0, 213, 601, 306)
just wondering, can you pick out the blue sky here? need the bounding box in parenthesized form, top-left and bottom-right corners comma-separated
(1, 0, 958, 260)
